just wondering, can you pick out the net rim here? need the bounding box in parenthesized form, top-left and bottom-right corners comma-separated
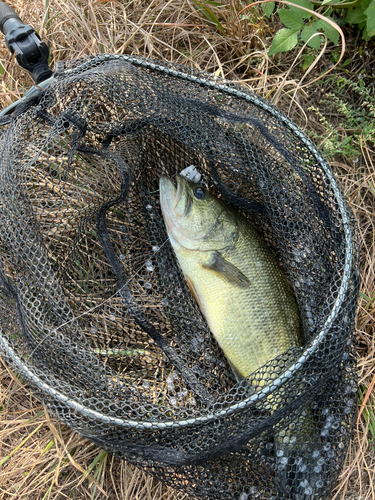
(0, 54, 355, 430)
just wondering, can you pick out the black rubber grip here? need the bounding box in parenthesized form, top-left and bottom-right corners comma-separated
(0, 2, 21, 33)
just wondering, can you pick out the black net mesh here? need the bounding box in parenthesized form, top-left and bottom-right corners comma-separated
(0, 55, 360, 499)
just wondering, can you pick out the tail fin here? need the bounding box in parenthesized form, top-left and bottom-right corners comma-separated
(274, 404, 326, 499)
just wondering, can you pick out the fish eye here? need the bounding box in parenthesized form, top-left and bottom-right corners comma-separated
(193, 187, 205, 200)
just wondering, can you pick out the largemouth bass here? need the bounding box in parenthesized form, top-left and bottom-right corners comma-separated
(159, 174, 323, 498)
(159, 174, 302, 380)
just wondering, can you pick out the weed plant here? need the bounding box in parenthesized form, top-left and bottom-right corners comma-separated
(307, 76, 375, 159)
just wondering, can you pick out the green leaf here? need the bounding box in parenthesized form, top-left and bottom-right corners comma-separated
(364, 0, 375, 37)
(313, 19, 340, 45)
(341, 136, 352, 146)
(362, 24, 371, 39)
(359, 290, 371, 302)
(268, 28, 299, 55)
(301, 25, 322, 48)
(278, 9, 305, 29)
(302, 53, 315, 69)
(263, 1, 275, 17)
(287, 0, 313, 13)
(345, 0, 370, 25)
(362, 0, 372, 10)
(345, 7, 367, 24)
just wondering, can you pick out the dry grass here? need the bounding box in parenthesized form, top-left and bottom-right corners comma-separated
(329, 141, 375, 500)
(0, 0, 374, 499)
(1, 358, 187, 500)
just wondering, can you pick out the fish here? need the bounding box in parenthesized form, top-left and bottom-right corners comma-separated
(159, 175, 322, 500)
(159, 174, 323, 498)
(159, 174, 302, 380)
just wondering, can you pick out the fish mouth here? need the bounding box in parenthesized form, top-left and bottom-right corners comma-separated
(159, 174, 196, 250)
(159, 175, 176, 214)
(173, 175, 185, 213)
(159, 175, 177, 237)
(159, 175, 187, 216)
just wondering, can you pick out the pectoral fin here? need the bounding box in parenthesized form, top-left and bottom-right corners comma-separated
(202, 251, 250, 288)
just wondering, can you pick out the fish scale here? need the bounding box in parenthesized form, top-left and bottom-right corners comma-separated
(159, 174, 302, 380)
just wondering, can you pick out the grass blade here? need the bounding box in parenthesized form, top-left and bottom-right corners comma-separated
(190, 0, 225, 32)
